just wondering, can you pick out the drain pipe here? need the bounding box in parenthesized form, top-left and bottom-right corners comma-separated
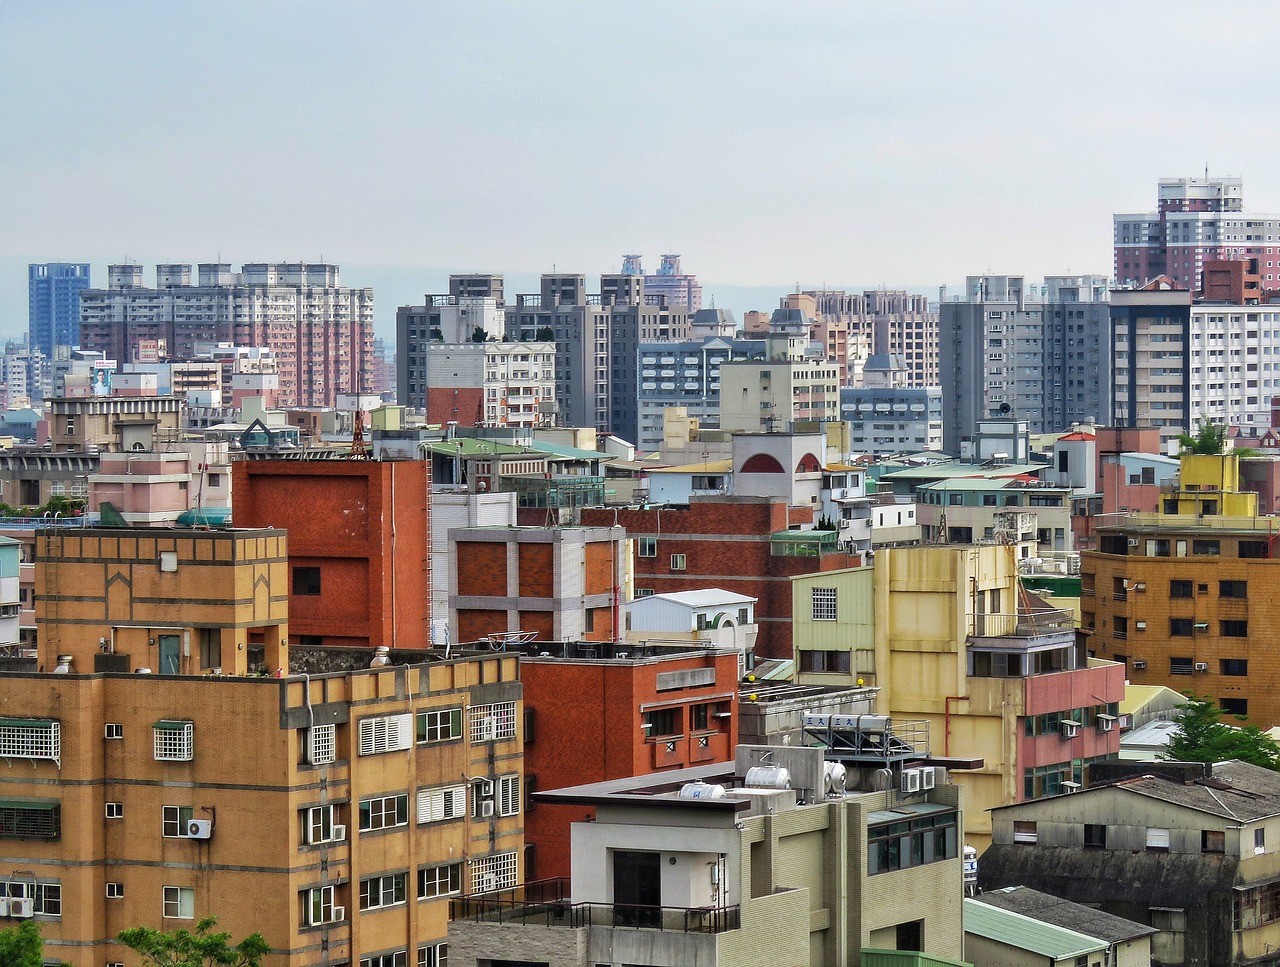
(944, 695, 969, 756)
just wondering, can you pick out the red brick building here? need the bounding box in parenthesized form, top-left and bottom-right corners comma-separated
(450, 525, 626, 643)
(232, 459, 430, 649)
(518, 642, 740, 879)
(582, 496, 860, 660)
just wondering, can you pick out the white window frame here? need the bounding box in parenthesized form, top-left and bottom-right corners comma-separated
(811, 587, 838, 621)
(361, 953, 407, 967)
(105, 882, 125, 899)
(418, 943, 448, 967)
(637, 537, 657, 558)
(359, 793, 408, 832)
(417, 785, 467, 825)
(0, 717, 61, 767)
(359, 872, 407, 911)
(0, 878, 61, 917)
(105, 801, 124, 820)
(358, 714, 413, 756)
(469, 703, 517, 743)
(416, 707, 463, 745)
(308, 723, 337, 765)
(670, 553, 686, 571)
(498, 775, 520, 817)
(104, 722, 124, 740)
(153, 721, 194, 762)
(161, 805, 194, 838)
(469, 851, 518, 893)
(303, 804, 342, 844)
(305, 884, 340, 925)
(417, 863, 462, 900)
(162, 885, 195, 919)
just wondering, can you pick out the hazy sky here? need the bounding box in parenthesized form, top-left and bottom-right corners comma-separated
(4, 1, 1280, 339)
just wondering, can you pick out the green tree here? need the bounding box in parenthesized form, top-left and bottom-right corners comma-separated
(535, 326, 556, 342)
(1164, 695, 1280, 770)
(0, 920, 47, 967)
(471, 325, 488, 343)
(118, 917, 269, 967)
(1177, 421, 1228, 455)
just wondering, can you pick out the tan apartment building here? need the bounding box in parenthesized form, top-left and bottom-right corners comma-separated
(718, 355, 843, 433)
(46, 395, 184, 453)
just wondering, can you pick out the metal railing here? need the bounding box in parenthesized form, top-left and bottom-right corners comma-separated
(450, 878, 740, 934)
(971, 609, 1074, 638)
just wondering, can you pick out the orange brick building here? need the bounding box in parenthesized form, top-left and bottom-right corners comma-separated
(233, 459, 431, 650)
(448, 525, 626, 643)
(517, 642, 740, 880)
(581, 497, 860, 659)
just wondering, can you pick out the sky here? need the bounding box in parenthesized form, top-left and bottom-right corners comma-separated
(4, 1, 1280, 342)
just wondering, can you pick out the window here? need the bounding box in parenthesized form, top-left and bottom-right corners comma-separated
(417, 786, 466, 824)
(307, 723, 336, 765)
(302, 804, 342, 844)
(304, 885, 341, 925)
(1170, 619, 1194, 638)
(670, 553, 686, 571)
(469, 851, 518, 892)
(1221, 620, 1249, 637)
(1222, 698, 1250, 717)
(1221, 659, 1249, 676)
(104, 722, 124, 739)
(0, 717, 60, 765)
(469, 702, 517, 742)
(0, 878, 61, 917)
(361, 954, 407, 967)
(106, 802, 124, 820)
(498, 775, 520, 817)
(162, 886, 195, 919)
(1146, 827, 1171, 851)
(1202, 830, 1225, 854)
(359, 872, 407, 911)
(358, 714, 413, 755)
(105, 882, 124, 899)
(153, 721, 194, 761)
(359, 794, 408, 832)
(637, 537, 657, 558)
(1220, 580, 1248, 598)
(418, 944, 448, 967)
(799, 649, 852, 674)
(0, 799, 60, 840)
(418, 863, 462, 899)
(1193, 539, 1221, 556)
(868, 810, 960, 874)
(1258, 828, 1268, 855)
(162, 805, 194, 838)
(1170, 579, 1193, 599)
(811, 587, 838, 621)
(643, 707, 680, 738)
(1084, 824, 1107, 849)
(1013, 821, 1038, 845)
(293, 566, 321, 595)
(417, 708, 463, 744)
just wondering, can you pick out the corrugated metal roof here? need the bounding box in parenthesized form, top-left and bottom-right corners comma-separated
(963, 898, 1106, 959)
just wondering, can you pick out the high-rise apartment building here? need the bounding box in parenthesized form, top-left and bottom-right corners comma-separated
(28, 262, 90, 356)
(622, 253, 703, 311)
(939, 275, 1112, 456)
(79, 262, 373, 407)
(1113, 176, 1280, 291)
(800, 289, 939, 388)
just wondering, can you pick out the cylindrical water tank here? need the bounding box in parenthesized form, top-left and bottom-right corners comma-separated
(826, 762, 848, 795)
(745, 766, 792, 790)
(680, 780, 727, 800)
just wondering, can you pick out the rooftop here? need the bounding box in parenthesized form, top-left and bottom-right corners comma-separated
(880, 462, 1045, 481)
(629, 588, 758, 608)
(963, 898, 1106, 960)
(973, 886, 1157, 945)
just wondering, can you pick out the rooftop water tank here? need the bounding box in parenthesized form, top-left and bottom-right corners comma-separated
(680, 780, 727, 800)
(745, 766, 792, 790)
(824, 761, 848, 796)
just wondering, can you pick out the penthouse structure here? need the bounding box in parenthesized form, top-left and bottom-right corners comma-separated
(79, 263, 373, 407)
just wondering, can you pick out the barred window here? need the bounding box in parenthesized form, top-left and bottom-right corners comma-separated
(0, 800, 60, 841)
(469, 851, 518, 892)
(359, 872, 407, 911)
(153, 721, 194, 761)
(469, 702, 517, 742)
(418, 863, 462, 899)
(498, 776, 521, 817)
(0, 718, 60, 766)
(417, 786, 466, 824)
(359, 794, 408, 832)
(308, 724, 337, 765)
(811, 587, 838, 621)
(358, 714, 413, 755)
(416, 708, 462, 745)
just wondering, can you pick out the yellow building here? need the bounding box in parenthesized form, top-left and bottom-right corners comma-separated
(872, 544, 1123, 848)
(792, 566, 877, 686)
(6, 525, 524, 967)
(1159, 453, 1257, 517)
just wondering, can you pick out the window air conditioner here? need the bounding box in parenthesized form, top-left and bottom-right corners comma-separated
(1195, 662, 1209, 672)
(1133, 660, 1147, 670)
(331, 824, 346, 842)
(477, 779, 495, 797)
(329, 906, 345, 923)
(1060, 721, 1081, 739)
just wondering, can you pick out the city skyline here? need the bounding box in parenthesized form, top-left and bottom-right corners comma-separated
(4, 2, 1280, 339)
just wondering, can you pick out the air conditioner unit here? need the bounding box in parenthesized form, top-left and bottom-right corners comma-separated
(329, 906, 345, 923)
(921, 766, 937, 790)
(1097, 715, 1117, 733)
(1195, 662, 1209, 672)
(9, 898, 33, 919)
(185, 819, 213, 840)
(1133, 660, 1147, 670)
(0, 898, 8, 917)
(331, 824, 346, 842)
(1135, 621, 1147, 631)
(480, 800, 495, 818)
(1194, 623, 1209, 632)
(1060, 721, 1081, 739)
(1061, 781, 1081, 793)
(477, 779, 495, 798)
(901, 769, 922, 793)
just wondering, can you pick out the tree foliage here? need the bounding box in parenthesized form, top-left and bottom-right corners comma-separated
(1163, 694, 1280, 770)
(1177, 421, 1228, 455)
(118, 917, 270, 967)
(0, 920, 47, 967)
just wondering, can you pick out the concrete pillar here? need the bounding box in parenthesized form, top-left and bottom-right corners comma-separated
(262, 623, 289, 675)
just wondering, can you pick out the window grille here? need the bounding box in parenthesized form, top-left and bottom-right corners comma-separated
(153, 721, 193, 761)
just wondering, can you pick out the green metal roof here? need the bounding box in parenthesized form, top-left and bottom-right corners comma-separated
(421, 439, 528, 457)
(963, 898, 1107, 960)
(918, 478, 1069, 492)
(177, 507, 232, 526)
(525, 441, 615, 462)
(0, 798, 58, 810)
